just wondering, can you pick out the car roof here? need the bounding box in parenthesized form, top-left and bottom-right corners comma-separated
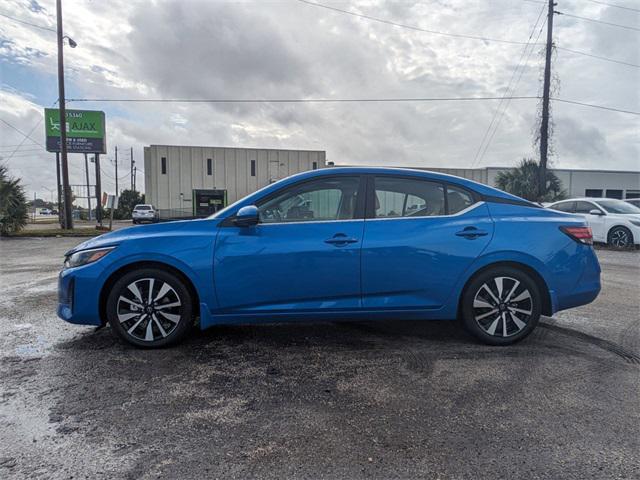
(552, 198, 624, 203)
(289, 166, 532, 203)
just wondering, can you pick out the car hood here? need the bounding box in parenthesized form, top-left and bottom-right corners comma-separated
(65, 218, 220, 255)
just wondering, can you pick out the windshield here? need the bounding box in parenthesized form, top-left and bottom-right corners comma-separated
(135, 205, 152, 210)
(595, 199, 640, 214)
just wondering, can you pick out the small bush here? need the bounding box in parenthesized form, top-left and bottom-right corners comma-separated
(0, 165, 28, 235)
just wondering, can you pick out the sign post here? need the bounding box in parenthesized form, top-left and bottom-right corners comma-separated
(45, 108, 106, 229)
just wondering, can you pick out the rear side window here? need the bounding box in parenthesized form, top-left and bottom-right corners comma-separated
(446, 185, 475, 214)
(373, 177, 445, 218)
(551, 201, 574, 213)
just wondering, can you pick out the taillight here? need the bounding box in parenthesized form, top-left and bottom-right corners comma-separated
(560, 226, 593, 245)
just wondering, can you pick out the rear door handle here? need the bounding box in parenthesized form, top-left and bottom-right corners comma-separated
(455, 227, 488, 239)
(325, 234, 359, 246)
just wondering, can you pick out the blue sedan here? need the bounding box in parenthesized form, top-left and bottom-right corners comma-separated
(58, 167, 601, 348)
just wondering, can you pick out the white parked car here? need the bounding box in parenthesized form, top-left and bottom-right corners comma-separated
(548, 198, 640, 249)
(39, 208, 52, 215)
(132, 204, 159, 224)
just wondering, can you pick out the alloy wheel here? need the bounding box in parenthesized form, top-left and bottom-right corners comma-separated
(472, 276, 533, 338)
(116, 278, 182, 342)
(610, 229, 630, 248)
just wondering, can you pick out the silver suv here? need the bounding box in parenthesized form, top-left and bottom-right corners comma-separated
(132, 204, 159, 224)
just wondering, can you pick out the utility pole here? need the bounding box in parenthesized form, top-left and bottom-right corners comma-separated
(55, 152, 63, 228)
(539, 0, 556, 199)
(133, 166, 137, 192)
(84, 153, 92, 221)
(94, 154, 103, 226)
(130, 147, 134, 190)
(114, 146, 118, 196)
(56, 0, 73, 229)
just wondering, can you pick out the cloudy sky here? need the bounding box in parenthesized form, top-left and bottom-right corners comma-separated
(1, 0, 638, 200)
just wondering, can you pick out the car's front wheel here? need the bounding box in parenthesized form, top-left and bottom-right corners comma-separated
(461, 266, 541, 345)
(106, 268, 193, 348)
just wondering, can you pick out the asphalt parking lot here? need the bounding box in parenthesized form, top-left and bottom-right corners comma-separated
(1, 237, 638, 479)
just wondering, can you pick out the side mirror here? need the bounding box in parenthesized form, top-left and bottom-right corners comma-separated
(589, 209, 604, 216)
(234, 205, 259, 227)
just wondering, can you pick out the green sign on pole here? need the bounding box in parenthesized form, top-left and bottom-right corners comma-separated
(45, 108, 106, 153)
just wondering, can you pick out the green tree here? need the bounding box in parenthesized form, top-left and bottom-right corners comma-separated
(114, 189, 144, 219)
(495, 158, 566, 203)
(0, 164, 29, 235)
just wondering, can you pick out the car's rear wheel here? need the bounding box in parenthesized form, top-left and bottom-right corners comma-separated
(461, 266, 541, 345)
(607, 226, 633, 250)
(106, 268, 193, 348)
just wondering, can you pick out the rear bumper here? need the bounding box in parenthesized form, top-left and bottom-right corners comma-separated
(554, 246, 601, 313)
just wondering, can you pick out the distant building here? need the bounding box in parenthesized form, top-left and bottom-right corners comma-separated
(143, 144, 640, 219)
(143, 145, 326, 218)
(418, 166, 640, 200)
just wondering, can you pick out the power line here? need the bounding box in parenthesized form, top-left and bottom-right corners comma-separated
(0, 118, 46, 148)
(67, 94, 639, 115)
(0, 11, 56, 33)
(297, 0, 636, 68)
(582, 0, 640, 13)
(556, 45, 640, 68)
(0, 142, 40, 147)
(472, 4, 547, 168)
(558, 11, 640, 31)
(552, 98, 640, 115)
(294, 0, 537, 46)
(68, 96, 542, 104)
(472, 12, 547, 168)
(1, 99, 58, 161)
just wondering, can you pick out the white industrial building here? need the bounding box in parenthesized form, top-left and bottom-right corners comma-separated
(144, 145, 326, 217)
(418, 166, 640, 200)
(143, 144, 639, 218)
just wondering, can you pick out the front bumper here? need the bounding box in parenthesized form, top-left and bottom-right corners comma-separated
(57, 265, 103, 326)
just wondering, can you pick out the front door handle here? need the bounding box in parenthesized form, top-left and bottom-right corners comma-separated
(325, 233, 358, 246)
(455, 226, 488, 239)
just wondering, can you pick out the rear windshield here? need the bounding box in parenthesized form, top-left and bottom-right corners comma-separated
(135, 205, 152, 210)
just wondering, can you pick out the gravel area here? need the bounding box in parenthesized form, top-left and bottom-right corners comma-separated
(1, 237, 638, 479)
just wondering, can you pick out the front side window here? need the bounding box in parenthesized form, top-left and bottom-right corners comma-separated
(258, 176, 360, 223)
(374, 177, 445, 218)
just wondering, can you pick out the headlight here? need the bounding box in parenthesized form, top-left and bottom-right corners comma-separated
(630, 220, 640, 227)
(64, 247, 115, 268)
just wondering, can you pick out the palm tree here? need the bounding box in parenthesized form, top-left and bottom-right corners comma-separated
(0, 164, 28, 235)
(495, 158, 566, 202)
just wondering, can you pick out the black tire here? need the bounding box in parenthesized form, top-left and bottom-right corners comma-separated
(106, 268, 193, 348)
(607, 226, 634, 250)
(461, 266, 542, 346)
(132, 220, 138, 224)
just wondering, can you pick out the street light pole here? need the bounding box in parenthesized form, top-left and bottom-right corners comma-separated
(56, 0, 73, 229)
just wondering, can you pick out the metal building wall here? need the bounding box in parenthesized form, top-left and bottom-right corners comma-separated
(337, 164, 639, 199)
(144, 145, 326, 214)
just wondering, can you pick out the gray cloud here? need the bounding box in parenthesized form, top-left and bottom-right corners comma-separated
(1, 0, 639, 202)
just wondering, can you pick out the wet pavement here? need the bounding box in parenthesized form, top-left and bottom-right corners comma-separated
(0, 237, 638, 479)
